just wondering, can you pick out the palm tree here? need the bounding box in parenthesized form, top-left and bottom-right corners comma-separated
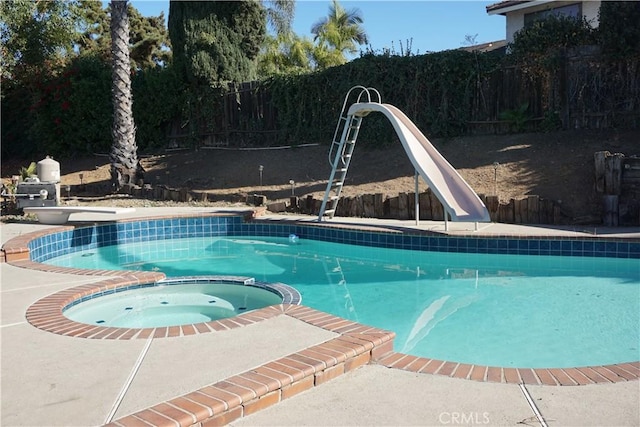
(259, 31, 317, 75)
(264, 0, 295, 36)
(259, 0, 327, 75)
(109, 0, 143, 191)
(311, 0, 368, 67)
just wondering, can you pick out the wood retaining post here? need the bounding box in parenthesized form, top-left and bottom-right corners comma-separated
(374, 193, 384, 217)
(388, 196, 399, 219)
(419, 192, 432, 220)
(603, 195, 619, 226)
(398, 192, 409, 220)
(527, 195, 540, 224)
(605, 153, 624, 195)
(428, 191, 444, 221)
(485, 195, 499, 222)
(499, 200, 515, 223)
(362, 194, 375, 217)
(595, 150, 625, 225)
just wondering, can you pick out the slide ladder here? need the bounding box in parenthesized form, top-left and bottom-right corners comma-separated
(319, 86, 381, 220)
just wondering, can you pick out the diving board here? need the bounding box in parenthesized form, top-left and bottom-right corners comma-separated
(23, 206, 136, 225)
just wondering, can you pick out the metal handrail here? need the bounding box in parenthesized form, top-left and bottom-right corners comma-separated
(328, 86, 383, 164)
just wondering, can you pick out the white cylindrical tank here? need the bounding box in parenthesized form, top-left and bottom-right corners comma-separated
(37, 156, 60, 183)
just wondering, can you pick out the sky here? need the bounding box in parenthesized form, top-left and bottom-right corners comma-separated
(126, 1, 506, 56)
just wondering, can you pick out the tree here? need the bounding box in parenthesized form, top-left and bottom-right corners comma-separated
(128, 7, 171, 69)
(508, 14, 597, 63)
(0, 0, 78, 80)
(263, 0, 295, 36)
(168, 0, 266, 86)
(598, 1, 640, 59)
(76, 1, 170, 69)
(310, 0, 368, 68)
(1, 0, 81, 159)
(506, 13, 597, 79)
(258, 32, 316, 75)
(75, 0, 110, 60)
(259, 0, 325, 75)
(109, 0, 143, 191)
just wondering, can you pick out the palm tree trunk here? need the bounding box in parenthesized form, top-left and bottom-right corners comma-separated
(110, 0, 143, 191)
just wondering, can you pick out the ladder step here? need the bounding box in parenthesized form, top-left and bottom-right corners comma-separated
(321, 107, 364, 221)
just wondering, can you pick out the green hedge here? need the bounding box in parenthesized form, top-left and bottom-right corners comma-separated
(265, 49, 502, 147)
(2, 56, 187, 160)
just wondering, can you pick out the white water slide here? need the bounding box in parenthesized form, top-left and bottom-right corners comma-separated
(319, 86, 490, 225)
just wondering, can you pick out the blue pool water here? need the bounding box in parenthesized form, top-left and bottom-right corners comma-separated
(48, 235, 639, 368)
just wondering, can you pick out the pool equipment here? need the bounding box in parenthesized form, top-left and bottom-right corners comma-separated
(289, 234, 299, 243)
(10, 156, 61, 209)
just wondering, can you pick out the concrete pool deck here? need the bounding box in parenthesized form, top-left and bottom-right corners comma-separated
(1, 207, 638, 426)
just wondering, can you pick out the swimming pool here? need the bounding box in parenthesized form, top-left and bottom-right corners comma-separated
(31, 214, 640, 369)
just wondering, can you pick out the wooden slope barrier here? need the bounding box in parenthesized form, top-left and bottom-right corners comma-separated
(120, 184, 566, 225)
(594, 151, 640, 226)
(289, 191, 563, 225)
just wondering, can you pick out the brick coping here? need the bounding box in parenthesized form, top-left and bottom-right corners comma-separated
(25, 274, 302, 340)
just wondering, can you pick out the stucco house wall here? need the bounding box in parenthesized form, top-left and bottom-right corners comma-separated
(489, 1, 601, 44)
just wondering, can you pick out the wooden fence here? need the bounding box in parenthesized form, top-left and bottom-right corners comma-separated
(168, 81, 282, 148)
(167, 51, 639, 147)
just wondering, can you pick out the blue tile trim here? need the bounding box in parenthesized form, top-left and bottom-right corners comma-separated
(28, 215, 639, 263)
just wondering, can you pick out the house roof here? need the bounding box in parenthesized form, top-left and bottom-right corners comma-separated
(459, 40, 508, 53)
(486, 0, 556, 16)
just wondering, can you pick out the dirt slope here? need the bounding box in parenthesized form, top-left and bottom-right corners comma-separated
(3, 129, 638, 221)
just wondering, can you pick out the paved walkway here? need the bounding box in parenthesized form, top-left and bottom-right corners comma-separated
(1, 208, 638, 426)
